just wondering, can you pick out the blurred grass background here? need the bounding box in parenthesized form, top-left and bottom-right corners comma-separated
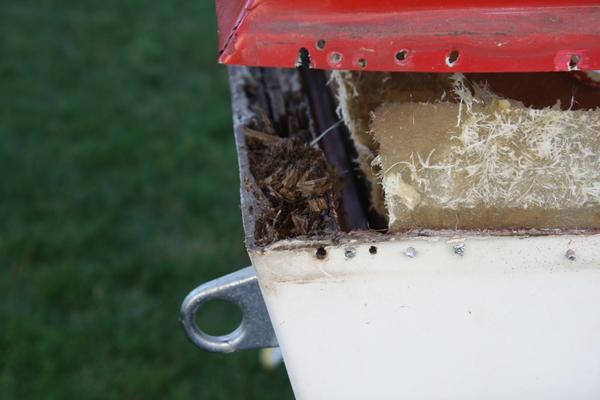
(0, 0, 293, 398)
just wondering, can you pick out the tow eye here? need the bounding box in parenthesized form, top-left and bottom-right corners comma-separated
(180, 266, 278, 353)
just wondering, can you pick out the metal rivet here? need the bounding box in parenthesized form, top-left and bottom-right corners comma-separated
(404, 247, 417, 258)
(566, 249, 576, 261)
(453, 243, 465, 256)
(345, 247, 356, 259)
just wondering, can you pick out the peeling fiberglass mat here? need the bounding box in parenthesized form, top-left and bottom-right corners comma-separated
(367, 74, 600, 231)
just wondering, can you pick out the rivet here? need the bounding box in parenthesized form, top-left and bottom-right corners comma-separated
(566, 249, 576, 261)
(345, 247, 356, 259)
(404, 247, 417, 258)
(453, 243, 465, 256)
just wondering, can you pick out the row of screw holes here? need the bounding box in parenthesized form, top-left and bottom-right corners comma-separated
(315, 40, 582, 70)
(317, 40, 460, 68)
(315, 245, 377, 259)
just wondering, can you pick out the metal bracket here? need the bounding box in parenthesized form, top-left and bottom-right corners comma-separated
(180, 266, 278, 353)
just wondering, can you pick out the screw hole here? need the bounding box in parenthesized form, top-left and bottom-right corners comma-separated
(330, 52, 342, 65)
(569, 55, 580, 70)
(357, 58, 367, 69)
(316, 246, 327, 259)
(446, 50, 460, 66)
(369, 246, 377, 255)
(316, 39, 326, 50)
(395, 50, 408, 62)
(296, 48, 311, 68)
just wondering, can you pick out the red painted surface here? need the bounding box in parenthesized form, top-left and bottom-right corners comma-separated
(214, 0, 600, 72)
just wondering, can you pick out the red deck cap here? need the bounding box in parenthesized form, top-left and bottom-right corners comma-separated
(216, 0, 600, 72)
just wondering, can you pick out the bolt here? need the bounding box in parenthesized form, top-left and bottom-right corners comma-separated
(453, 243, 465, 256)
(404, 247, 417, 258)
(344, 247, 356, 259)
(566, 249, 576, 261)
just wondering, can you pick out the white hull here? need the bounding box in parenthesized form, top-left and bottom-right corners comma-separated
(252, 234, 600, 399)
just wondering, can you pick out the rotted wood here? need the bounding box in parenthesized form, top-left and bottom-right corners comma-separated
(299, 68, 371, 231)
(228, 66, 345, 247)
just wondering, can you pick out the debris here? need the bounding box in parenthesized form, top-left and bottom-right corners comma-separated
(246, 128, 340, 245)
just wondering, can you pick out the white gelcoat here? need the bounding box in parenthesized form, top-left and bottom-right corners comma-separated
(251, 235, 600, 400)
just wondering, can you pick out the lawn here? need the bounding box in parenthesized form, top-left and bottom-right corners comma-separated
(0, 0, 293, 398)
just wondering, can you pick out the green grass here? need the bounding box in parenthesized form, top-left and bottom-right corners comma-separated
(0, 0, 293, 398)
